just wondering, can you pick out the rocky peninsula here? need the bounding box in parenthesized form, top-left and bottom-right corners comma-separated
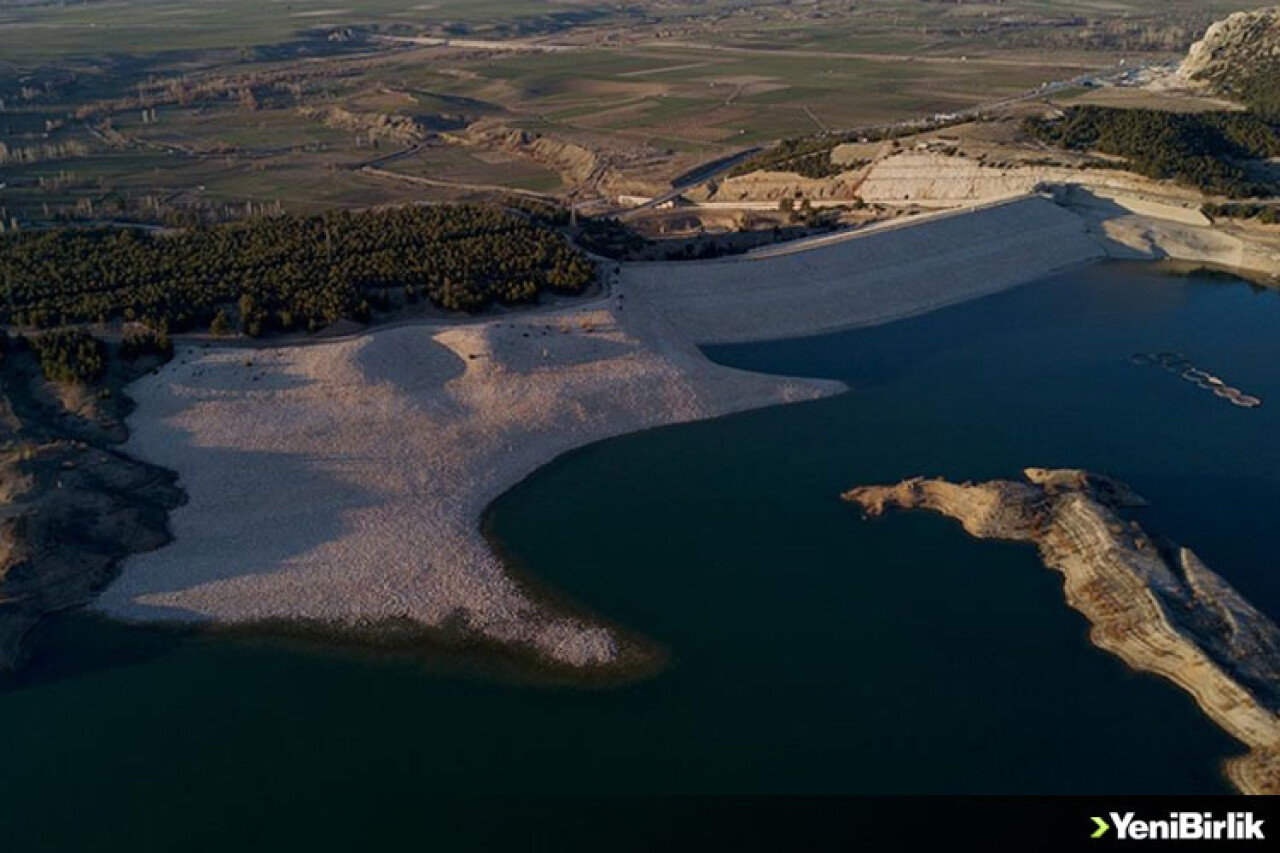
(844, 468, 1280, 794)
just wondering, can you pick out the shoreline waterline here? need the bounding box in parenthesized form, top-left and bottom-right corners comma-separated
(92, 195, 1111, 664)
(92, 190, 1279, 671)
(6, 260, 1271, 799)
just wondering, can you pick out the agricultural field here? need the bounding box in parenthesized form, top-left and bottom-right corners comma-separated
(380, 142, 564, 194)
(0, 0, 1267, 225)
(0, 0, 1263, 63)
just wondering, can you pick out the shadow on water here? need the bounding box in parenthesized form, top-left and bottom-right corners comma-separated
(0, 614, 192, 695)
(6, 598, 660, 698)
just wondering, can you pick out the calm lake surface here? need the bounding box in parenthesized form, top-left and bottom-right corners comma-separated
(4, 262, 1277, 848)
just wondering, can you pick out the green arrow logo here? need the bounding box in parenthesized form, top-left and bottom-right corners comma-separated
(1092, 816, 1110, 839)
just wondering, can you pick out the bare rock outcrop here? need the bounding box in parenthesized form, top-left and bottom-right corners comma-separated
(297, 106, 427, 145)
(854, 151, 1204, 207)
(454, 122, 600, 186)
(1178, 7, 1280, 87)
(844, 468, 1280, 794)
(856, 151, 1046, 205)
(694, 168, 866, 203)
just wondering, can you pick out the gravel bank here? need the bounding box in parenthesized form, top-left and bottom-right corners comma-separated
(622, 196, 1105, 344)
(97, 196, 1108, 668)
(94, 304, 841, 667)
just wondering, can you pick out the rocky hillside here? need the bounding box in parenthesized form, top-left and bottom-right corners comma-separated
(1179, 6, 1280, 115)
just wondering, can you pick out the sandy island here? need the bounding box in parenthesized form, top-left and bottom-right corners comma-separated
(95, 194, 1272, 674)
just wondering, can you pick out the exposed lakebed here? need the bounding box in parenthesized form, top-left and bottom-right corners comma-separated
(3, 261, 1276, 847)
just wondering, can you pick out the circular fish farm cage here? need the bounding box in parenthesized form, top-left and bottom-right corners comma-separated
(1132, 351, 1262, 411)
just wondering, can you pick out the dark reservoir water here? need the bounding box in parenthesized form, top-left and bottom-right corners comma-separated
(3, 262, 1277, 849)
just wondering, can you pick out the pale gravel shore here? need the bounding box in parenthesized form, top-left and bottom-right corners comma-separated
(94, 302, 843, 667)
(95, 195, 1106, 667)
(623, 196, 1105, 344)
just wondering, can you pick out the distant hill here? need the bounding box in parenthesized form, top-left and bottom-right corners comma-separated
(1179, 6, 1280, 116)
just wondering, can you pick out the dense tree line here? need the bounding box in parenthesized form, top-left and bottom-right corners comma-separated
(498, 195, 571, 228)
(1191, 57, 1280, 119)
(1202, 202, 1280, 225)
(1024, 106, 1280, 198)
(0, 204, 596, 335)
(574, 216, 651, 261)
(1230, 67, 1280, 119)
(730, 113, 977, 181)
(730, 137, 848, 179)
(26, 329, 106, 384)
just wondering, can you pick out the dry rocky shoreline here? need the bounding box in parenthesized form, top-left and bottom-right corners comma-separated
(2, 191, 1276, 679)
(3, 186, 1280, 796)
(91, 194, 1112, 671)
(845, 469, 1280, 795)
(91, 304, 844, 670)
